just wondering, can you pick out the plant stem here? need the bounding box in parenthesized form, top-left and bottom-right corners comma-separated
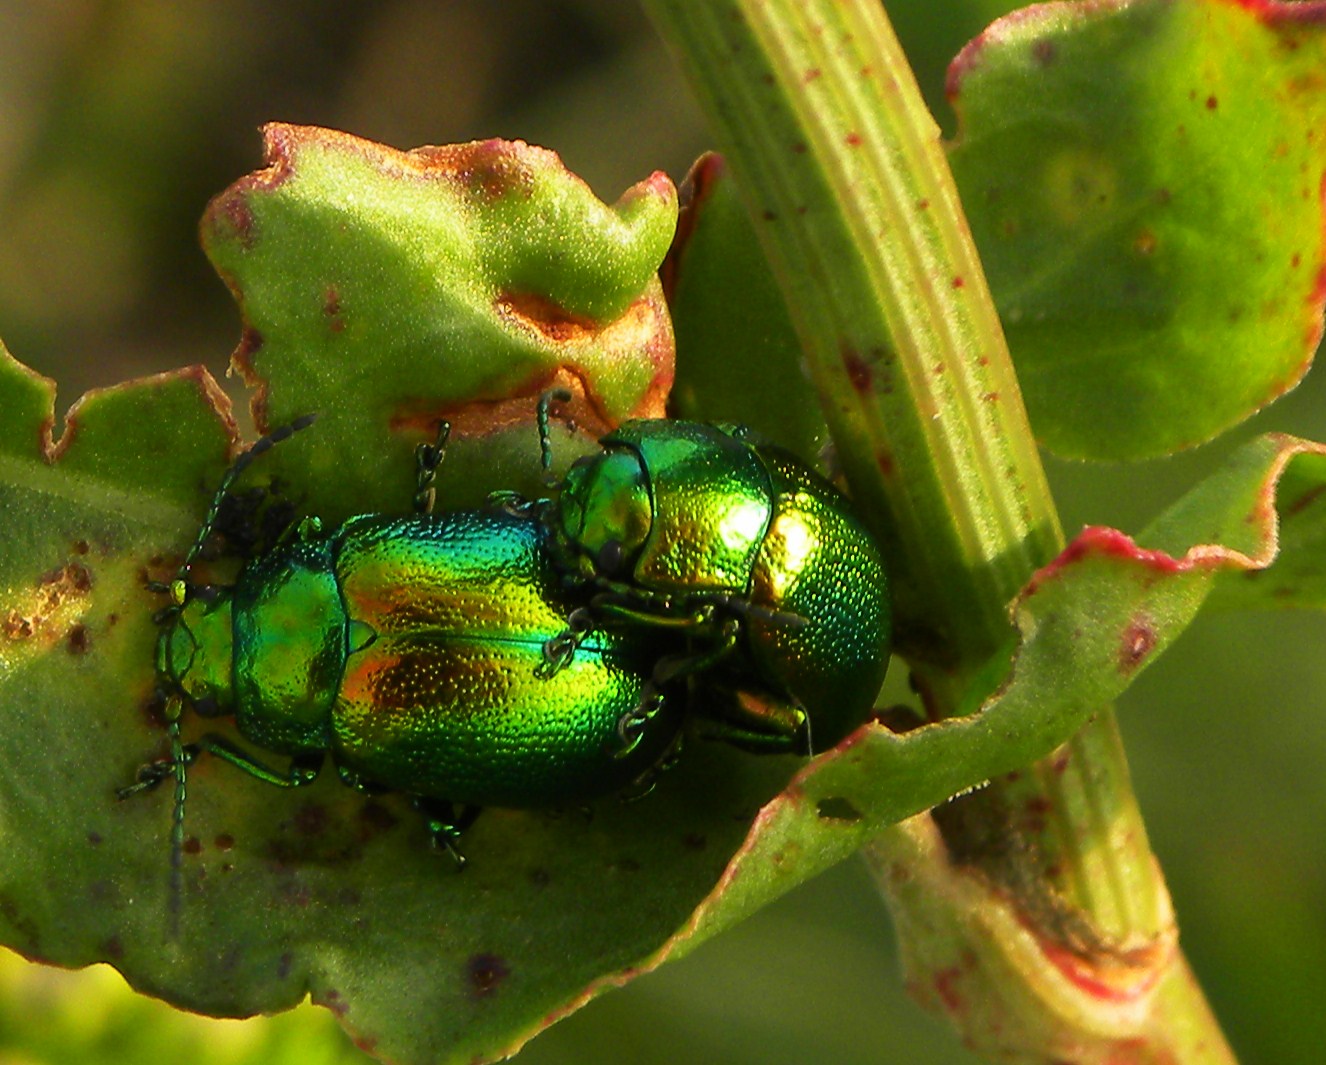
(641, 0, 1235, 1060)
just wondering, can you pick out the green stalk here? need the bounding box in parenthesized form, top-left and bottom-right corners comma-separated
(641, 1, 1234, 1060)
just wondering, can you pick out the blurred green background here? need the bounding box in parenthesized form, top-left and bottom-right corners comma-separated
(1, 2, 1322, 1062)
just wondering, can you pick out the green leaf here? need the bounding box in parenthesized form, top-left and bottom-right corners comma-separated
(8, 117, 1317, 1064)
(664, 153, 828, 458)
(1199, 439, 1326, 610)
(948, 0, 1326, 460)
(201, 124, 679, 515)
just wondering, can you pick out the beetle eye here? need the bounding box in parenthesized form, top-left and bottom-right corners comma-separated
(191, 692, 221, 718)
(597, 539, 625, 576)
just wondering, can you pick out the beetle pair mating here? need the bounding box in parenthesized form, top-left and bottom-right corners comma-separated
(119, 391, 891, 893)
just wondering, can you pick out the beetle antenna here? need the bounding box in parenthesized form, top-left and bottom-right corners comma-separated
(537, 389, 573, 474)
(165, 698, 187, 937)
(176, 414, 319, 589)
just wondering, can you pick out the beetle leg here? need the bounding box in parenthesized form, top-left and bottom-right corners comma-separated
(414, 420, 452, 515)
(696, 689, 811, 755)
(619, 729, 686, 801)
(186, 734, 324, 788)
(649, 619, 741, 685)
(536, 607, 596, 678)
(335, 764, 389, 795)
(115, 744, 198, 799)
(411, 797, 479, 870)
(611, 683, 667, 759)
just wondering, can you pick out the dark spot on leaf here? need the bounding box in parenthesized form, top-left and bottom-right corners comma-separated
(316, 988, 348, 1016)
(614, 857, 641, 874)
(791, 141, 808, 154)
(1154, 187, 1172, 205)
(215, 833, 235, 851)
(1133, 229, 1157, 256)
(817, 797, 862, 822)
(528, 867, 551, 888)
(803, 67, 822, 82)
(1052, 751, 1071, 774)
(0, 892, 40, 955)
(761, 209, 777, 222)
(1120, 619, 1156, 674)
(934, 967, 965, 1013)
(183, 836, 202, 856)
(103, 936, 124, 960)
(324, 285, 344, 332)
(293, 802, 328, 835)
(277, 952, 293, 979)
(682, 832, 707, 850)
(72, 540, 89, 555)
(1206, 95, 1218, 110)
(467, 953, 510, 999)
(845, 131, 862, 147)
(106, 613, 118, 628)
(917, 198, 930, 210)
(1031, 39, 1056, 66)
(66, 624, 90, 655)
(358, 800, 398, 837)
(876, 449, 894, 477)
(87, 831, 102, 846)
(69, 564, 92, 592)
(355, 1037, 378, 1055)
(1292, 252, 1302, 268)
(842, 343, 872, 392)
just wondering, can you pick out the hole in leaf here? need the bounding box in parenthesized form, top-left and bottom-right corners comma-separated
(816, 797, 862, 823)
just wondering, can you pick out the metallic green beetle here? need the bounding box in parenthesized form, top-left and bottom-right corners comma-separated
(120, 421, 684, 887)
(535, 394, 891, 755)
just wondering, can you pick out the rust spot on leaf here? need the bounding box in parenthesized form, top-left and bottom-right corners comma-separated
(495, 290, 602, 343)
(844, 131, 863, 148)
(1032, 39, 1057, 66)
(1, 562, 94, 663)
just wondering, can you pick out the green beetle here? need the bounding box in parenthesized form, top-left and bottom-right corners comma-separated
(535, 393, 891, 755)
(120, 420, 684, 891)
